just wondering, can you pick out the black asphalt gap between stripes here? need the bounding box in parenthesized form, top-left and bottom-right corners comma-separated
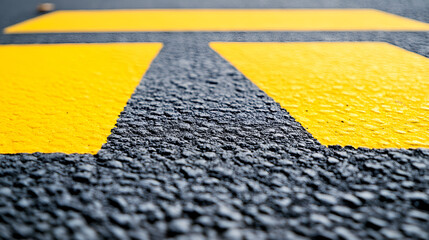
(0, 0, 428, 240)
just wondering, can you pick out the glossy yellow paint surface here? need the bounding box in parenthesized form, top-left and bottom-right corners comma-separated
(4, 9, 429, 33)
(0, 43, 162, 154)
(211, 42, 429, 149)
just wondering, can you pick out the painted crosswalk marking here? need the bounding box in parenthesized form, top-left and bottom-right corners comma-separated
(0, 43, 162, 154)
(2, 8, 429, 152)
(4, 9, 429, 33)
(211, 42, 429, 149)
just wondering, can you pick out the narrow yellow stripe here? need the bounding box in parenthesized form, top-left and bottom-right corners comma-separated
(0, 43, 162, 154)
(4, 9, 429, 33)
(210, 42, 429, 149)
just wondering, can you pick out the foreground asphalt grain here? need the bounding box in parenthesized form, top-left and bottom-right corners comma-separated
(0, 0, 429, 239)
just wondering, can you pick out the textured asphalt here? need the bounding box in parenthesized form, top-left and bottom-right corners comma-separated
(0, 0, 429, 239)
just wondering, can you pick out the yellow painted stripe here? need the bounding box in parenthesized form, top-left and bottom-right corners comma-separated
(4, 9, 429, 33)
(0, 43, 162, 154)
(210, 42, 429, 149)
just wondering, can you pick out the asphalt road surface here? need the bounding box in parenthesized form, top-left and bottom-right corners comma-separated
(0, 0, 428, 239)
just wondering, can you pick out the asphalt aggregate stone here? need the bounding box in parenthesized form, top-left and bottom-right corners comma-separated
(0, 0, 429, 239)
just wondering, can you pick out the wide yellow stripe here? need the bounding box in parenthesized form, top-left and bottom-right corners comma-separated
(0, 43, 162, 154)
(210, 42, 429, 149)
(4, 9, 429, 33)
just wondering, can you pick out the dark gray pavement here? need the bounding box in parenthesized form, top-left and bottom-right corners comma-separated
(0, 1, 428, 239)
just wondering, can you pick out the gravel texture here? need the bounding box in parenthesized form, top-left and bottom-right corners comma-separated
(0, 0, 428, 239)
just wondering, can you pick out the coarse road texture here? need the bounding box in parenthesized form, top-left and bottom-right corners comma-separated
(0, 0, 428, 239)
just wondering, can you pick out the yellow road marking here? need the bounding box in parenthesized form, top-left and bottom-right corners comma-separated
(0, 43, 162, 154)
(210, 42, 429, 149)
(4, 9, 429, 33)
